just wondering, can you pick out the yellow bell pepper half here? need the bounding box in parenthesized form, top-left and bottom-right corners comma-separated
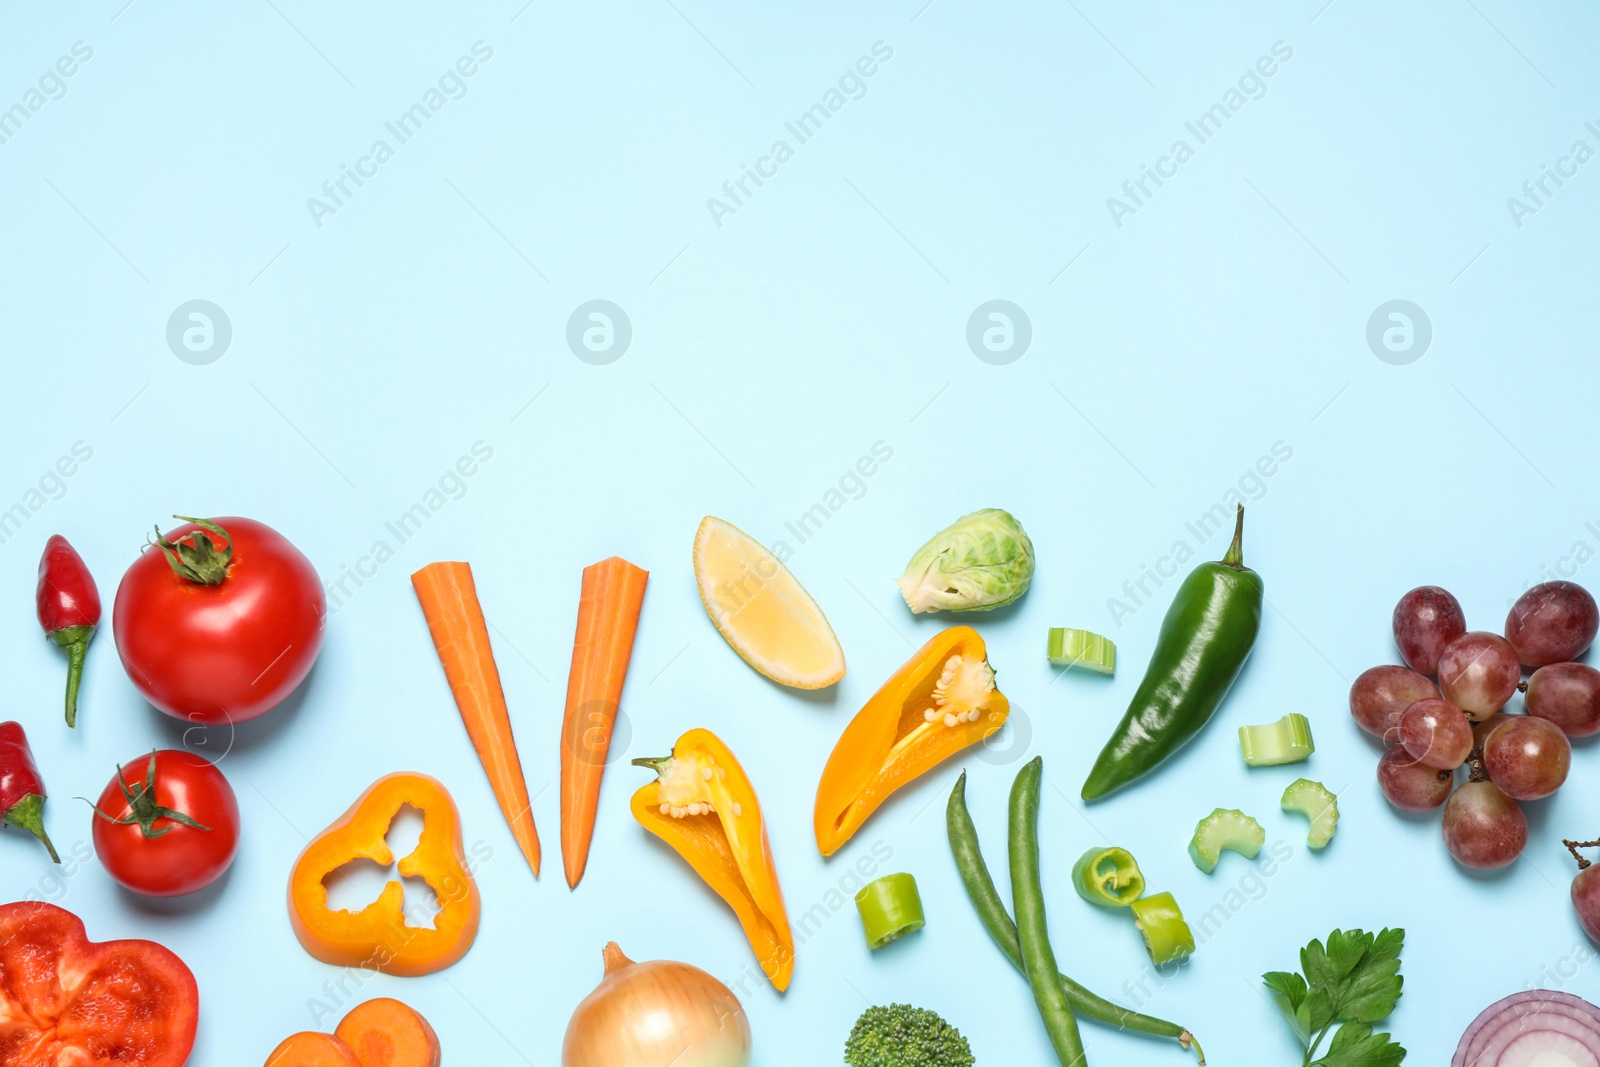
(632, 728, 795, 991)
(815, 625, 1009, 856)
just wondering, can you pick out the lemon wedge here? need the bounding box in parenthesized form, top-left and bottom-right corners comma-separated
(693, 516, 846, 689)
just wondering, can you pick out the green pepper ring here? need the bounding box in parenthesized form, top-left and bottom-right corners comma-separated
(1071, 846, 1146, 907)
(1132, 891, 1196, 967)
(854, 872, 925, 950)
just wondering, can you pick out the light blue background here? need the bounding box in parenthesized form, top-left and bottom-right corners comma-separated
(2, 1, 1599, 1063)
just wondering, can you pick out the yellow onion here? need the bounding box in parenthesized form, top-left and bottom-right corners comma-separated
(562, 942, 752, 1067)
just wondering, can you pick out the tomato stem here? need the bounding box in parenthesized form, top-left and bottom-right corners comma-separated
(86, 753, 212, 839)
(150, 516, 234, 586)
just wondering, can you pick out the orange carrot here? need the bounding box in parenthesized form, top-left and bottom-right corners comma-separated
(335, 998, 441, 1067)
(412, 561, 541, 877)
(560, 556, 649, 889)
(265, 1033, 360, 1067)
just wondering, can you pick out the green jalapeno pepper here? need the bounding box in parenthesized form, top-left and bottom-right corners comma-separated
(1082, 505, 1263, 801)
(1131, 892, 1195, 966)
(1071, 846, 1145, 907)
(855, 873, 925, 949)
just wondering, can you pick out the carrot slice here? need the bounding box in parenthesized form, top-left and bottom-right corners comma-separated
(334, 998, 441, 1067)
(265, 1032, 360, 1067)
(561, 556, 649, 889)
(412, 561, 541, 877)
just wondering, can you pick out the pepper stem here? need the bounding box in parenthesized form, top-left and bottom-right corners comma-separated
(3, 793, 60, 863)
(1220, 505, 1246, 569)
(1179, 1031, 1205, 1065)
(601, 941, 634, 974)
(50, 625, 94, 729)
(631, 756, 672, 775)
(1564, 838, 1600, 870)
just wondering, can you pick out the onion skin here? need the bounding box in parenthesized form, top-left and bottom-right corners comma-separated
(1452, 989, 1600, 1066)
(563, 943, 751, 1067)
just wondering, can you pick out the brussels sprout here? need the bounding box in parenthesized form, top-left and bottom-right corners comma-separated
(896, 509, 1035, 614)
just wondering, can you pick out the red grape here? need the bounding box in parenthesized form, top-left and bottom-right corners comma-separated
(1505, 580, 1599, 667)
(1526, 662, 1600, 737)
(1349, 665, 1439, 739)
(1484, 715, 1571, 800)
(1398, 698, 1473, 770)
(1376, 746, 1453, 811)
(1471, 711, 1513, 750)
(1568, 844, 1600, 943)
(1437, 632, 1521, 718)
(1442, 780, 1526, 869)
(1392, 585, 1467, 674)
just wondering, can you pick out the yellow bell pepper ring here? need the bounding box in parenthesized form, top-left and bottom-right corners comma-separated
(288, 772, 480, 977)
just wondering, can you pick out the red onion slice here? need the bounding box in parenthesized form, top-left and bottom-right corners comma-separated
(1454, 990, 1600, 1067)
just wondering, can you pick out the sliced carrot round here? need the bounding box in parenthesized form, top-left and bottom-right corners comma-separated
(265, 1032, 361, 1067)
(334, 998, 441, 1067)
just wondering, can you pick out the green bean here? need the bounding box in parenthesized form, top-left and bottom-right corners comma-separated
(1009, 757, 1088, 1066)
(947, 770, 1203, 1063)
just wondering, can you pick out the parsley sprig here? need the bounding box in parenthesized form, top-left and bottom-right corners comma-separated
(1263, 927, 1406, 1067)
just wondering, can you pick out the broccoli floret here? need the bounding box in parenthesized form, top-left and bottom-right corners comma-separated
(844, 1003, 975, 1067)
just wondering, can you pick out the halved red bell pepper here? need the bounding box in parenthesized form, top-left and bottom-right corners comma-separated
(815, 625, 1009, 855)
(0, 900, 198, 1066)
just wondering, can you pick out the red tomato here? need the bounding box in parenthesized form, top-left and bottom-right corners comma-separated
(92, 750, 241, 897)
(114, 515, 324, 723)
(0, 901, 198, 1066)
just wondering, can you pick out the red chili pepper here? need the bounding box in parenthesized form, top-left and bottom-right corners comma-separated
(36, 534, 101, 728)
(0, 720, 60, 862)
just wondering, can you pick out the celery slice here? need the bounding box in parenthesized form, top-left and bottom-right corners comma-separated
(1281, 778, 1339, 849)
(1187, 807, 1265, 873)
(1046, 628, 1116, 675)
(1238, 713, 1315, 766)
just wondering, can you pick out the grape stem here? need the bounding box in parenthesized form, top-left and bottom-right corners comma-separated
(1518, 681, 1529, 694)
(1465, 753, 1489, 784)
(1563, 838, 1600, 870)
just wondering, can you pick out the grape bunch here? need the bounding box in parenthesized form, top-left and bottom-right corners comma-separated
(1352, 580, 1600, 870)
